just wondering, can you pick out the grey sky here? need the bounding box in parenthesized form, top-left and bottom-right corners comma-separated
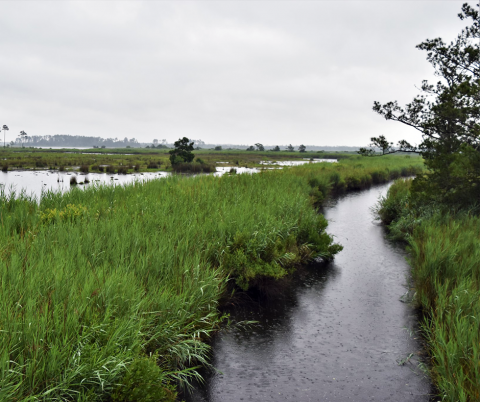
(0, 1, 475, 146)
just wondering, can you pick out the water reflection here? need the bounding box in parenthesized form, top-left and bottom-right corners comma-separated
(187, 183, 432, 402)
(0, 170, 170, 199)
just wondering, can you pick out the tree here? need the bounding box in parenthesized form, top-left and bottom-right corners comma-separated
(255, 143, 265, 151)
(286, 144, 294, 152)
(169, 137, 195, 165)
(360, 135, 394, 156)
(273, 145, 280, 152)
(19, 130, 27, 147)
(298, 144, 306, 153)
(2, 125, 8, 148)
(214, 146, 222, 151)
(246, 145, 255, 151)
(359, 3, 479, 207)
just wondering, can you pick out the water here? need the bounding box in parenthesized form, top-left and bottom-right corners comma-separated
(0, 168, 261, 199)
(187, 183, 432, 402)
(0, 170, 170, 199)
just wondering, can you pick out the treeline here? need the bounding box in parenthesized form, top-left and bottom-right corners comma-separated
(13, 135, 142, 148)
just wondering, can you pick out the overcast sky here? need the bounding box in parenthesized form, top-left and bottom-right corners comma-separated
(0, 1, 476, 146)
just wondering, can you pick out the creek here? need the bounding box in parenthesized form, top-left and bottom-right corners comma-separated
(187, 182, 432, 401)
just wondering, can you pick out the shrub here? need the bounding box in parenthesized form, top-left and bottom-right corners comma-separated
(80, 165, 89, 173)
(112, 357, 177, 402)
(70, 176, 78, 185)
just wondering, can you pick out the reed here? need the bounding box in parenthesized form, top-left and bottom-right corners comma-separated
(0, 166, 346, 399)
(0, 155, 421, 399)
(376, 180, 480, 401)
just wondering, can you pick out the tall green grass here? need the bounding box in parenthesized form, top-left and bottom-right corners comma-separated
(0, 155, 421, 400)
(0, 170, 342, 400)
(376, 180, 480, 401)
(288, 155, 423, 204)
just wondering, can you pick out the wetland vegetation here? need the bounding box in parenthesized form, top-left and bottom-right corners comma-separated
(0, 146, 351, 174)
(0, 153, 423, 400)
(368, 4, 479, 400)
(376, 180, 480, 401)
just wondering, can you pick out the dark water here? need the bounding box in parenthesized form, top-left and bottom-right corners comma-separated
(187, 183, 432, 402)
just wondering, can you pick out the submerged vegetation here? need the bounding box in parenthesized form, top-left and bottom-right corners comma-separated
(0, 154, 422, 400)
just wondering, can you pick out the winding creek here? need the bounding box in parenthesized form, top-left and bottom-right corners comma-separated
(0, 170, 433, 399)
(187, 183, 433, 402)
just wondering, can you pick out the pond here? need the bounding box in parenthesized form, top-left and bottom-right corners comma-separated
(0, 167, 262, 199)
(0, 170, 170, 199)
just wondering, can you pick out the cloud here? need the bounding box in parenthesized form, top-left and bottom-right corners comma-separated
(0, 0, 474, 146)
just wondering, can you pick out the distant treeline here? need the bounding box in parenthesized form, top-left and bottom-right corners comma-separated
(13, 135, 143, 148)
(9, 134, 361, 152)
(213, 144, 361, 152)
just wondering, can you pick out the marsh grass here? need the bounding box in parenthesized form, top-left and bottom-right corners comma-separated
(0, 167, 345, 400)
(0, 148, 354, 174)
(376, 180, 480, 401)
(0, 155, 422, 400)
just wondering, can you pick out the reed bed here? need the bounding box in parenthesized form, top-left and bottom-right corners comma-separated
(376, 180, 480, 401)
(0, 155, 421, 400)
(0, 170, 341, 400)
(286, 154, 423, 204)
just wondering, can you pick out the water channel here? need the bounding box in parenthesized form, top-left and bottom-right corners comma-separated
(187, 183, 433, 402)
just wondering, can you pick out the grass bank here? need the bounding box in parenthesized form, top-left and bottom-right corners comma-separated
(0, 155, 422, 400)
(376, 179, 480, 401)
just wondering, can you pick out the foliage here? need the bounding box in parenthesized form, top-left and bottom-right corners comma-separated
(255, 143, 265, 151)
(0, 160, 357, 399)
(298, 144, 306, 152)
(169, 137, 195, 165)
(376, 181, 480, 401)
(360, 3, 480, 208)
(112, 356, 177, 402)
(286, 144, 294, 152)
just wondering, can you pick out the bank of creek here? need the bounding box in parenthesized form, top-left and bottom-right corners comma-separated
(187, 182, 433, 402)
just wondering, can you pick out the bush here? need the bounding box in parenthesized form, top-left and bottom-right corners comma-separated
(70, 176, 77, 185)
(112, 357, 177, 402)
(1, 164, 8, 172)
(172, 162, 216, 174)
(35, 160, 47, 168)
(80, 165, 89, 173)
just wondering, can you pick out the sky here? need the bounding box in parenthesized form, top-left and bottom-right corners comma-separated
(0, 0, 476, 147)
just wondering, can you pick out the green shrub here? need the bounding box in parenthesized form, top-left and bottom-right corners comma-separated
(112, 357, 177, 402)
